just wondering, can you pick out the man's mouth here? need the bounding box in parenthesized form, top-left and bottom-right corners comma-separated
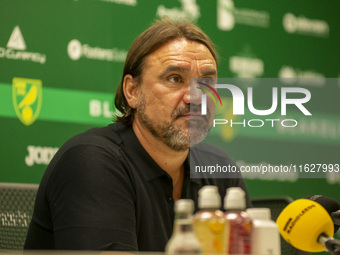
(178, 112, 205, 119)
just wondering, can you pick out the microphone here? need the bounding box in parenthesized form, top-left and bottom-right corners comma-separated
(306, 195, 340, 231)
(276, 199, 340, 255)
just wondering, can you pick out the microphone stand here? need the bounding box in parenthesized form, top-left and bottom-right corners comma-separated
(319, 233, 340, 255)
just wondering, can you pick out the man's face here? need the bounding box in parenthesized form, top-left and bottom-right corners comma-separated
(135, 39, 217, 152)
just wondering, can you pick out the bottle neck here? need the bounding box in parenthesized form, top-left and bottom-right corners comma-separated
(175, 211, 192, 220)
(175, 219, 194, 233)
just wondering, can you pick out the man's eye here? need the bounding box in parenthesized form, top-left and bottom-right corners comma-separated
(168, 76, 182, 84)
(201, 78, 215, 85)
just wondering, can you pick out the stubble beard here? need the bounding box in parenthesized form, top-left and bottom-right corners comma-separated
(136, 94, 212, 152)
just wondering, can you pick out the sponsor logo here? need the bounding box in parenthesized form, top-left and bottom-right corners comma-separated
(229, 46, 264, 78)
(12, 78, 42, 126)
(89, 99, 115, 118)
(279, 66, 325, 87)
(7, 26, 26, 50)
(100, 0, 137, 6)
(156, 0, 200, 23)
(283, 13, 329, 38)
(217, 97, 241, 142)
(230, 56, 264, 78)
(217, 0, 270, 31)
(25, 145, 59, 167)
(67, 39, 127, 62)
(277, 117, 340, 141)
(0, 26, 46, 64)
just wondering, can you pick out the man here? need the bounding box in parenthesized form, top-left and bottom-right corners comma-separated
(24, 19, 251, 251)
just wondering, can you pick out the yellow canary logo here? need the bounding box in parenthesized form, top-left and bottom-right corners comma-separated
(215, 97, 241, 142)
(12, 78, 42, 126)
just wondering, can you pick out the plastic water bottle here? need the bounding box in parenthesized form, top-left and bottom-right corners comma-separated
(224, 187, 252, 254)
(246, 208, 281, 255)
(165, 199, 201, 254)
(193, 186, 228, 254)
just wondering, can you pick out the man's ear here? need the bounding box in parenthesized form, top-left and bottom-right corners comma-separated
(123, 74, 139, 109)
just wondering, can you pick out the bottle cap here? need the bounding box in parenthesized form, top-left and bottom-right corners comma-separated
(224, 187, 246, 210)
(246, 208, 271, 220)
(175, 199, 194, 213)
(198, 185, 221, 209)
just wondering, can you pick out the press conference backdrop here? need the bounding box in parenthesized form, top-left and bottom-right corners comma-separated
(1, 0, 339, 231)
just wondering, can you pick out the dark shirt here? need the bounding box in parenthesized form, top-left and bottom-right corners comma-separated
(24, 122, 251, 251)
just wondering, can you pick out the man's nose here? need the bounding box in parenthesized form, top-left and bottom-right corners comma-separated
(183, 81, 202, 105)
